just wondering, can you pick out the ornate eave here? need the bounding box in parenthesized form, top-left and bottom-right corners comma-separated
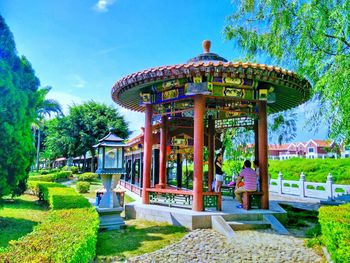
(111, 41, 311, 114)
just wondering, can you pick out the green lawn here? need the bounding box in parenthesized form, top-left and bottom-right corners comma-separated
(68, 179, 103, 199)
(96, 219, 188, 261)
(269, 158, 350, 184)
(1, 188, 181, 261)
(68, 180, 136, 204)
(0, 195, 48, 250)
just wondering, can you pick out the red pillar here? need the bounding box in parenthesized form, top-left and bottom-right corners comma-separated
(254, 119, 259, 161)
(207, 116, 215, 192)
(258, 101, 269, 209)
(193, 95, 205, 211)
(142, 104, 153, 204)
(158, 115, 167, 188)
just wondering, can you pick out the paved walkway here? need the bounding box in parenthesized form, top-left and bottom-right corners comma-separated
(60, 177, 78, 186)
(269, 192, 321, 211)
(127, 229, 323, 263)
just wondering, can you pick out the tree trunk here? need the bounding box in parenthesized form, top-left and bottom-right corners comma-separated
(79, 156, 82, 172)
(90, 150, 95, 173)
(36, 129, 41, 172)
(83, 153, 86, 172)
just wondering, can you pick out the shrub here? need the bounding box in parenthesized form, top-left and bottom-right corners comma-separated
(319, 204, 350, 263)
(62, 165, 69, 171)
(2, 179, 99, 262)
(28, 171, 71, 183)
(26, 181, 62, 197)
(28, 174, 55, 182)
(71, 166, 79, 174)
(36, 182, 66, 200)
(39, 169, 56, 175)
(77, 172, 98, 182)
(27, 181, 41, 196)
(47, 187, 91, 210)
(54, 171, 72, 180)
(77, 181, 90, 193)
(0, 207, 99, 262)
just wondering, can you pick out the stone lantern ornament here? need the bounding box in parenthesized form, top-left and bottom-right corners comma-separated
(94, 128, 126, 230)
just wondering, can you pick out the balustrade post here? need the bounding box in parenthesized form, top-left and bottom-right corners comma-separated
(299, 172, 305, 197)
(277, 172, 283, 195)
(326, 173, 333, 200)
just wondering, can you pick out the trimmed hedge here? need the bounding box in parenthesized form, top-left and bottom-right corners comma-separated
(319, 204, 350, 263)
(55, 171, 72, 180)
(28, 174, 55, 182)
(27, 181, 64, 198)
(77, 172, 98, 182)
(39, 169, 57, 175)
(77, 181, 90, 193)
(47, 187, 90, 210)
(28, 171, 71, 183)
(39, 182, 66, 201)
(71, 166, 79, 174)
(1, 181, 99, 262)
(0, 207, 99, 262)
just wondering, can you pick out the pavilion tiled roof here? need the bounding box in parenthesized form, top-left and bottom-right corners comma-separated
(125, 133, 144, 146)
(112, 61, 311, 113)
(112, 41, 311, 114)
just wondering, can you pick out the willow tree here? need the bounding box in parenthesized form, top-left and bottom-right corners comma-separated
(224, 0, 350, 143)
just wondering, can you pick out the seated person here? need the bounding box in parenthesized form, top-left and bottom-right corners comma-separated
(234, 160, 257, 208)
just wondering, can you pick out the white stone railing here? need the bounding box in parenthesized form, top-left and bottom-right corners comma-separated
(269, 172, 350, 200)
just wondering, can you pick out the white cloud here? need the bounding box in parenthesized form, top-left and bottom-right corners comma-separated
(94, 0, 115, 12)
(68, 74, 86, 89)
(46, 91, 84, 115)
(96, 44, 129, 55)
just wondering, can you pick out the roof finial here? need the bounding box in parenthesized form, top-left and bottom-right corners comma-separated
(202, 40, 211, 53)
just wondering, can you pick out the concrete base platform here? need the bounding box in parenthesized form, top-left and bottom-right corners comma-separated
(125, 198, 287, 230)
(97, 207, 125, 230)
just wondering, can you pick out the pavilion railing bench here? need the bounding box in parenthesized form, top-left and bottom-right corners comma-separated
(221, 184, 235, 197)
(242, 191, 263, 210)
(146, 188, 221, 211)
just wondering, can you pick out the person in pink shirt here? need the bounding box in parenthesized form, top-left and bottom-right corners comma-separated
(234, 160, 257, 208)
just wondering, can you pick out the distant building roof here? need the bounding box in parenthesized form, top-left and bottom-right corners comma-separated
(311, 139, 333, 147)
(269, 144, 290, 151)
(55, 157, 66, 162)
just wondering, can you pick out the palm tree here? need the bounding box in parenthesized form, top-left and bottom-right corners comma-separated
(33, 86, 63, 171)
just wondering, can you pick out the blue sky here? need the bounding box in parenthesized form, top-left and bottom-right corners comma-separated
(1, 0, 327, 142)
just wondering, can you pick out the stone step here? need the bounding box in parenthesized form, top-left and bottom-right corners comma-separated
(222, 213, 264, 222)
(227, 220, 271, 231)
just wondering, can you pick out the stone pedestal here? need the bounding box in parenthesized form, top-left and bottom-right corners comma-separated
(96, 207, 125, 230)
(97, 174, 125, 230)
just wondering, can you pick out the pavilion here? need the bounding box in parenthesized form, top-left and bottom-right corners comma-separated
(112, 40, 311, 212)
